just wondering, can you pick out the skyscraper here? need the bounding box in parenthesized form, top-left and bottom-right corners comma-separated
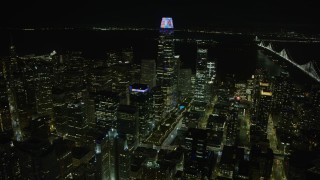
(194, 42, 208, 111)
(65, 90, 89, 143)
(157, 17, 178, 112)
(115, 134, 132, 180)
(152, 86, 164, 125)
(206, 60, 216, 103)
(116, 104, 139, 147)
(16, 138, 60, 179)
(121, 47, 134, 64)
(93, 91, 120, 130)
(31, 58, 54, 133)
(178, 68, 192, 98)
(257, 88, 272, 138)
(129, 83, 153, 140)
(226, 109, 239, 146)
(95, 132, 111, 180)
(141, 59, 156, 88)
(272, 71, 291, 111)
(184, 128, 214, 179)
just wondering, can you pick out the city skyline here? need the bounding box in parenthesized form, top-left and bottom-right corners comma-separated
(1, 3, 320, 178)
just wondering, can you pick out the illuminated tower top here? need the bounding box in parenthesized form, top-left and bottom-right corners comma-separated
(160, 17, 174, 29)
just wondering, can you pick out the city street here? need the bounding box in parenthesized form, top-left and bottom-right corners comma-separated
(268, 114, 287, 180)
(198, 95, 217, 129)
(238, 108, 250, 147)
(271, 159, 287, 180)
(268, 114, 280, 154)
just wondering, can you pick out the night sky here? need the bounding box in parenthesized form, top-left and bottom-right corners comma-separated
(0, 0, 319, 29)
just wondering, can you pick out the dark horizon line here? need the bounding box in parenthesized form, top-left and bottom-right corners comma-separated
(1, 23, 319, 33)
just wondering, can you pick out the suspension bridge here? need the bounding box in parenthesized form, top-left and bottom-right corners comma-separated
(255, 36, 320, 83)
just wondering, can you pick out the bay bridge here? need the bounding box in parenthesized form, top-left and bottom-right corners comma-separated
(255, 36, 320, 83)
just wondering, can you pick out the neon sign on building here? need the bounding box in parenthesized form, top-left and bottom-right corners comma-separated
(160, 17, 174, 29)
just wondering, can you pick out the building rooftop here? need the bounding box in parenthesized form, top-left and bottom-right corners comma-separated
(72, 146, 90, 159)
(186, 128, 208, 140)
(259, 82, 270, 87)
(130, 83, 149, 93)
(260, 90, 272, 96)
(208, 114, 226, 124)
(133, 147, 158, 159)
(118, 104, 138, 114)
(91, 91, 119, 98)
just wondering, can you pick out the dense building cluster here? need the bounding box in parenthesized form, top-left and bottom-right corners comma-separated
(0, 17, 320, 180)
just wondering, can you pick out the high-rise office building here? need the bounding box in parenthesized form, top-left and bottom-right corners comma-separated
(63, 89, 89, 144)
(157, 17, 178, 112)
(194, 42, 208, 111)
(109, 129, 118, 180)
(108, 128, 133, 180)
(152, 86, 164, 125)
(29, 115, 51, 139)
(216, 146, 250, 179)
(226, 109, 239, 146)
(256, 88, 272, 138)
(130, 83, 153, 140)
(251, 70, 272, 141)
(179, 68, 192, 98)
(15, 138, 60, 179)
(52, 52, 90, 142)
(272, 71, 291, 110)
(272, 72, 296, 138)
(174, 55, 181, 101)
(206, 61, 216, 84)
(92, 91, 120, 130)
(94, 128, 134, 180)
(30, 59, 53, 116)
(115, 134, 132, 180)
(62, 52, 86, 91)
(116, 104, 139, 146)
(184, 128, 214, 179)
(131, 147, 158, 179)
(95, 131, 111, 180)
(53, 138, 73, 179)
(107, 65, 131, 105)
(121, 47, 134, 64)
(249, 145, 273, 180)
(141, 59, 156, 88)
(87, 66, 110, 93)
(52, 88, 67, 136)
(206, 60, 216, 103)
